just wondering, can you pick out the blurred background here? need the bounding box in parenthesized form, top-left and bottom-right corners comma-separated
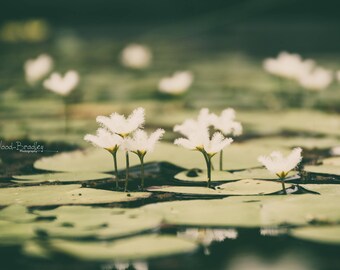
(1, 0, 340, 143)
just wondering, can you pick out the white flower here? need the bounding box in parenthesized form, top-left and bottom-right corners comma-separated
(97, 107, 145, 137)
(258, 147, 302, 178)
(120, 44, 152, 69)
(263, 52, 314, 80)
(84, 128, 123, 152)
(114, 262, 129, 270)
(173, 108, 214, 137)
(298, 67, 333, 91)
(178, 228, 237, 246)
(43, 70, 79, 96)
(132, 261, 148, 270)
(211, 108, 242, 136)
(126, 128, 165, 156)
(175, 131, 233, 156)
(158, 71, 193, 95)
(24, 54, 53, 85)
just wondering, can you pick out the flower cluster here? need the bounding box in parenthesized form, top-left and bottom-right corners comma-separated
(24, 54, 54, 85)
(173, 108, 241, 187)
(85, 107, 164, 190)
(263, 51, 333, 91)
(43, 70, 79, 96)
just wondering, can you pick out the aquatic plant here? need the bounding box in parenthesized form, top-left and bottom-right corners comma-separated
(258, 147, 303, 194)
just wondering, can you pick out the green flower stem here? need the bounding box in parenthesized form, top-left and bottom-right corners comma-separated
(124, 151, 130, 192)
(280, 177, 287, 195)
(139, 155, 145, 190)
(219, 150, 223, 171)
(202, 151, 212, 188)
(112, 152, 119, 189)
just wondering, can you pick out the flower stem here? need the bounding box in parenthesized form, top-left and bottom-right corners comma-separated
(124, 151, 130, 192)
(219, 150, 223, 171)
(280, 177, 287, 195)
(202, 152, 212, 188)
(112, 152, 119, 189)
(63, 98, 69, 134)
(139, 156, 145, 190)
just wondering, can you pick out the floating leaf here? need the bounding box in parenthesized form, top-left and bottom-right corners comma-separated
(261, 195, 340, 226)
(174, 170, 240, 184)
(0, 204, 37, 223)
(322, 157, 340, 166)
(0, 185, 151, 206)
(148, 180, 285, 196)
(290, 226, 340, 245)
(248, 136, 340, 149)
(12, 172, 113, 184)
(0, 221, 36, 246)
(304, 165, 340, 176)
(142, 199, 263, 227)
(232, 168, 297, 180)
(301, 184, 340, 195)
(49, 235, 198, 261)
(34, 206, 162, 239)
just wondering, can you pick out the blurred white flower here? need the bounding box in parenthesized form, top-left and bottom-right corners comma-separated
(330, 146, 340, 156)
(97, 107, 145, 138)
(158, 71, 193, 95)
(43, 70, 79, 96)
(24, 54, 53, 85)
(114, 262, 129, 270)
(173, 108, 214, 137)
(211, 108, 242, 136)
(263, 52, 314, 80)
(298, 67, 333, 91)
(258, 147, 302, 178)
(132, 261, 148, 270)
(175, 130, 232, 157)
(120, 44, 152, 69)
(84, 128, 123, 153)
(126, 128, 165, 156)
(178, 228, 238, 246)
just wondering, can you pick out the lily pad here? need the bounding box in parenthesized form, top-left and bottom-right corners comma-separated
(301, 184, 340, 195)
(0, 185, 151, 206)
(142, 199, 263, 227)
(34, 206, 162, 239)
(304, 165, 340, 176)
(248, 136, 340, 150)
(148, 180, 286, 196)
(174, 170, 240, 184)
(261, 195, 340, 226)
(322, 157, 340, 166)
(33, 142, 287, 172)
(0, 204, 37, 223)
(290, 226, 340, 245)
(12, 172, 113, 184)
(232, 168, 297, 180)
(0, 220, 36, 246)
(49, 235, 198, 261)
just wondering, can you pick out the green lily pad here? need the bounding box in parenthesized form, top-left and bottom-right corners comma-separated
(232, 168, 297, 180)
(304, 165, 340, 176)
(322, 157, 340, 166)
(34, 206, 162, 239)
(142, 199, 263, 227)
(148, 180, 285, 196)
(0, 220, 36, 246)
(0, 185, 151, 206)
(290, 226, 340, 245)
(0, 205, 37, 223)
(33, 142, 287, 172)
(12, 172, 113, 184)
(301, 184, 340, 195)
(49, 235, 198, 261)
(248, 136, 340, 149)
(174, 170, 240, 183)
(261, 195, 340, 226)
